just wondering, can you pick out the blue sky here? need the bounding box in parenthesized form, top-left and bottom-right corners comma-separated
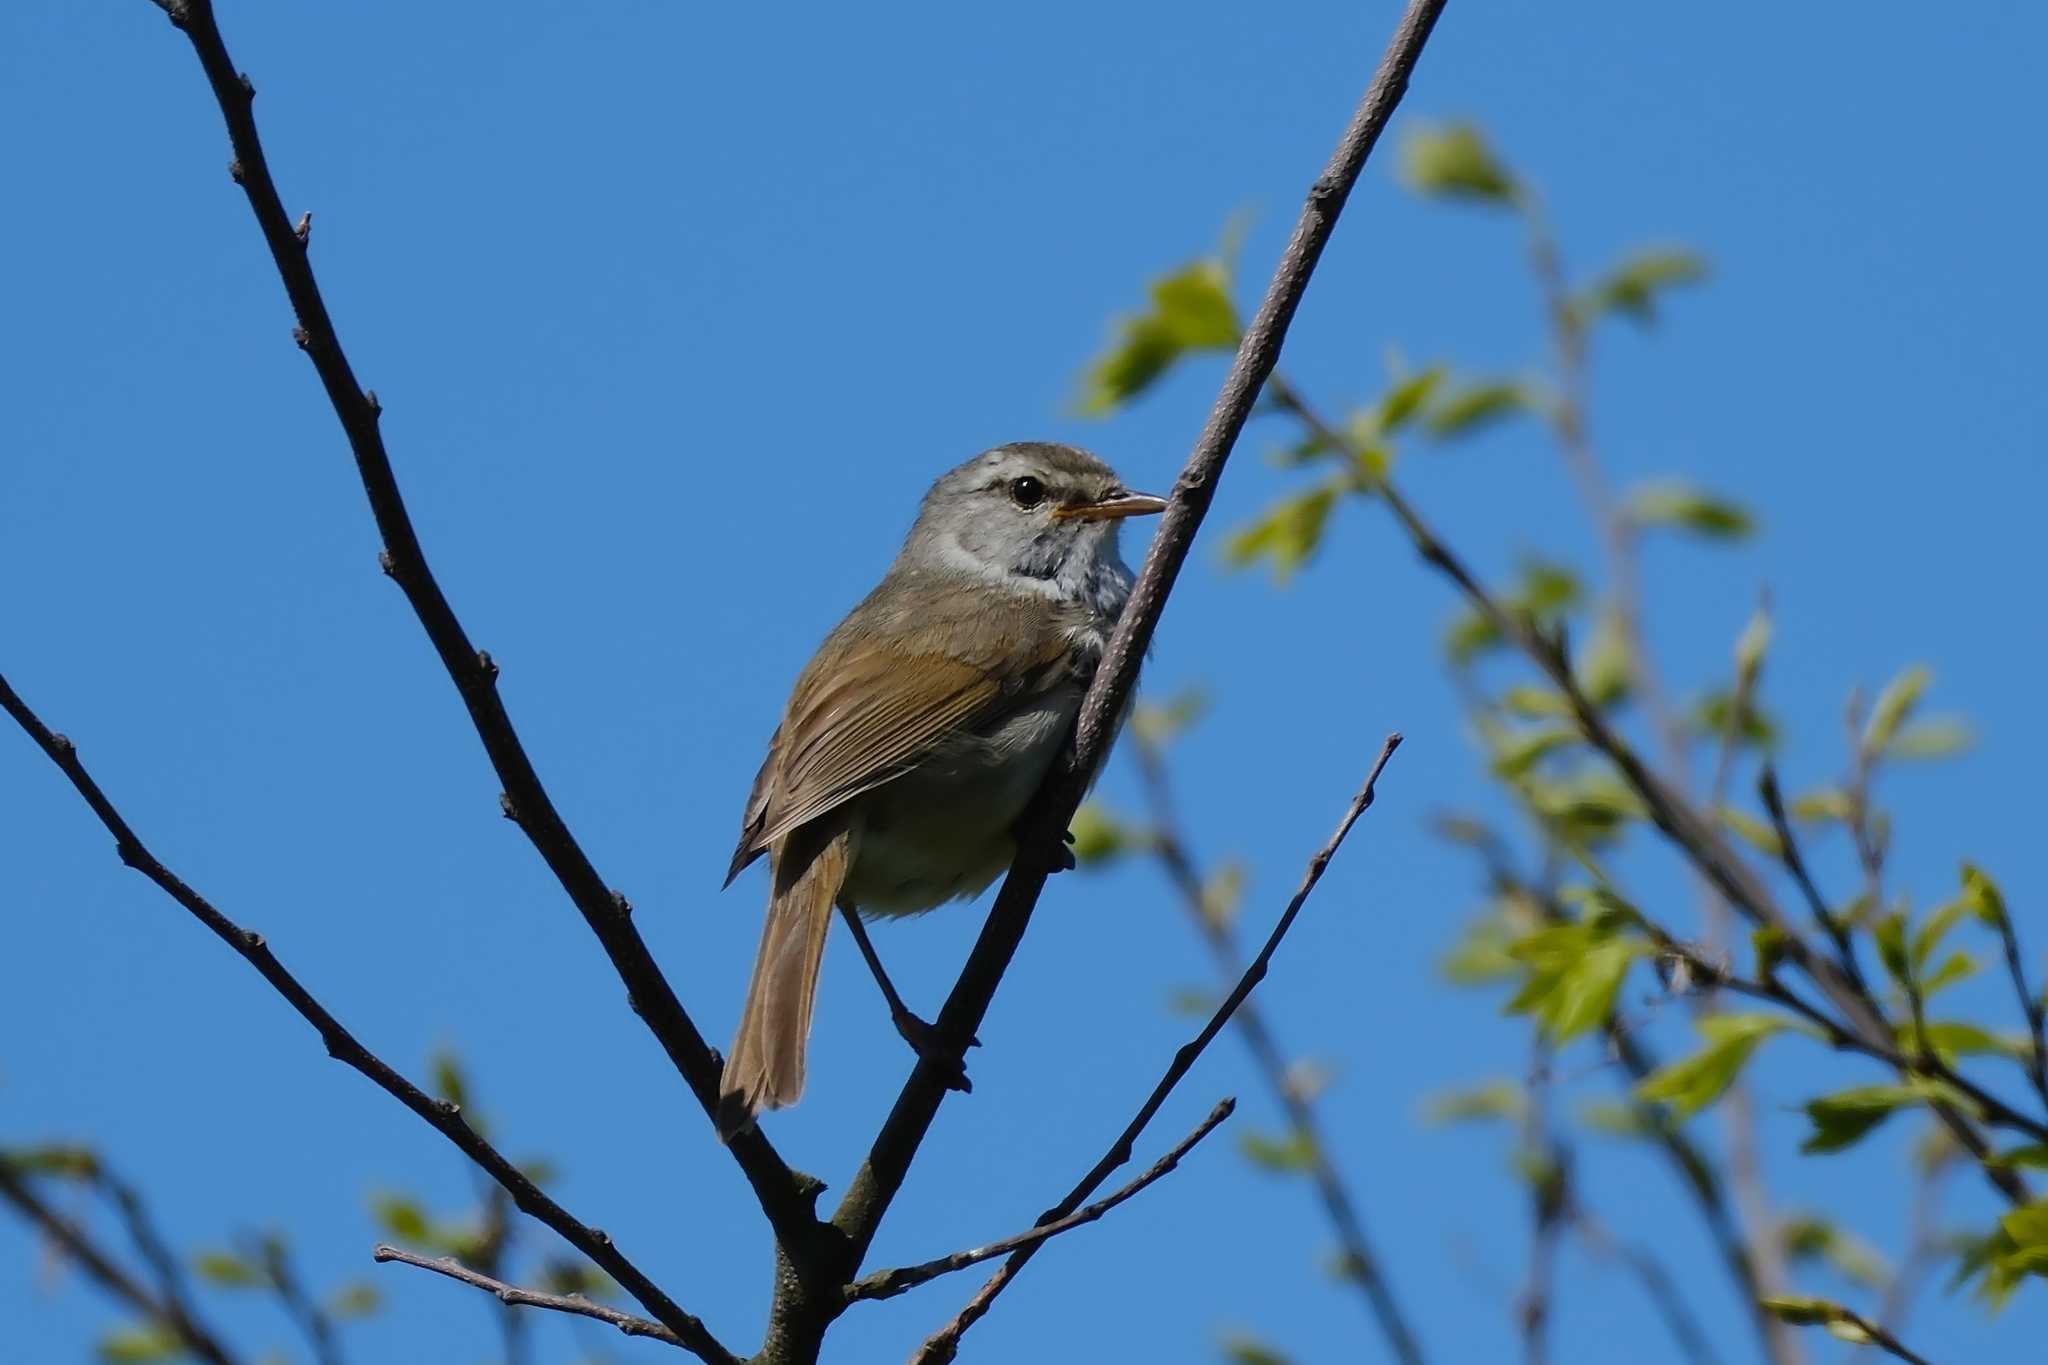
(3, 2, 2044, 1362)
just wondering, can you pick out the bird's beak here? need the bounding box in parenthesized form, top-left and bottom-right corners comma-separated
(1053, 490, 1169, 522)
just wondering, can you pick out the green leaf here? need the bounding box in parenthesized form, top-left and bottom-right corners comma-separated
(192, 1250, 266, 1288)
(1789, 788, 1853, 824)
(1076, 256, 1241, 414)
(1239, 1129, 1318, 1173)
(1910, 1018, 2009, 1060)
(1887, 717, 1973, 760)
(1573, 610, 1632, 708)
(1400, 123, 1519, 202)
(1, 1146, 100, 1179)
(1863, 665, 1932, 754)
(1504, 921, 1643, 1042)
(1912, 894, 1974, 975)
(1224, 486, 1339, 582)
(1067, 803, 1136, 867)
(326, 1281, 383, 1318)
(1500, 685, 1573, 719)
(1422, 1079, 1526, 1126)
(539, 1258, 615, 1298)
(370, 1193, 431, 1243)
(1636, 1014, 1787, 1118)
(430, 1050, 469, 1112)
(1375, 365, 1446, 432)
(1921, 950, 1979, 1001)
(1692, 689, 1777, 748)
(1444, 607, 1502, 665)
(1962, 863, 2008, 926)
(1490, 724, 1578, 779)
(1717, 804, 1783, 858)
(1781, 1215, 1889, 1289)
(1801, 1082, 1961, 1154)
(97, 1325, 183, 1363)
(1758, 1295, 1839, 1327)
(1221, 1335, 1294, 1365)
(1992, 1145, 2048, 1171)
(1131, 689, 1208, 748)
(1575, 248, 1708, 326)
(1425, 378, 1534, 438)
(1198, 861, 1247, 930)
(1734, 603, 1772, 683)
(1873, 911, 1910, 987)
(1626, 481, 1755, 539)
(1166, 985, 1219, 1017)
(1440, 912, 1523, 985)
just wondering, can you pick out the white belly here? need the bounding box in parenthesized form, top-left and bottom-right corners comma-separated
(840, 684, 1081, 916)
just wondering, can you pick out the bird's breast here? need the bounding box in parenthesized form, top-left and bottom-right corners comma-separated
(841, 683, 1082, 916)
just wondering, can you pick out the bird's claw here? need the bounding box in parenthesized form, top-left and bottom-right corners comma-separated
(892, 1008, 977, 1092)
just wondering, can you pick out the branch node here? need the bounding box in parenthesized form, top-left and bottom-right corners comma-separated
(476, 649, 499, 682)
(363, 389, 382, 417)
(236, 72, 254, 100)
(498, 792, 519, 823)
(227, 158, 244, 184)
(376, 549, 396, 577)
(242, 930, 266, 952)
(293, 211, 312, 244)
(291, 326, 311, 351)
(610, 890, 633, 918)
(50, 732, 75, 756)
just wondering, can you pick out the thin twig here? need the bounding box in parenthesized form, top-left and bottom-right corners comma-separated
(1570, 1207, 1723, 1365)
(1516, 1043, 1565, 1365)
(0, 1161, 240, 1365)
(374, 1245, 682, 1348)
(0, 672, 734, 1365)
(134, 0, 816, 1243)
(1273, 376, 2028, 1207)
(846, 1098, 1234, 1302)
(1985, 895, 2048, 1117)
(1478, 854, 1782, 1361)
(255, 1236, 344, 1365)
(821, 3, 1448, 1353)
(914, 738, 1403, 1362)
(1134, 741, 1424, 1364)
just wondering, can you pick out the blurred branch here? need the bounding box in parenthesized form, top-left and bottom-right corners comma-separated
(0, 1158, 240, 1365)
(0, 672, 733, 1365)
(133, 0, 817, 1244)
(1517, 1044, 1565, 1365)
(255, 1235, 345, 1365)
(1571, 1206, 1722, 1365)
(375, 1245, 683, 1350)
(1469, 844, 1783, 1361)
(824, 1, 1447, 1354)
(1876, 1151, 1953, 1337)
(1262, 376, 2035, 1207)
(914, 737, 1404, 1363)
(1132, 740, 1426, 1364)
(845, 1099, 1235, 1303)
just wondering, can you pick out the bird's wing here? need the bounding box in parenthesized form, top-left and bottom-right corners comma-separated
(729, 623, 1072, 873)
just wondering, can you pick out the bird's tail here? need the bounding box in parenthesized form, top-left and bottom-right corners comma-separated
(716, 827, 850, 1142)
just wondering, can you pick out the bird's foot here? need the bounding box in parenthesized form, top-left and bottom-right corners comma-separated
(1048, 827, 1078, 874)
(892, 1008, 979, 1093)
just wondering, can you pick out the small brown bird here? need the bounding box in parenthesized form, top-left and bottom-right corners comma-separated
(717, 442, 1164, 1139)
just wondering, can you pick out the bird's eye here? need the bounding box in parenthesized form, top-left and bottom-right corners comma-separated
(1007, 476, 1047, 509)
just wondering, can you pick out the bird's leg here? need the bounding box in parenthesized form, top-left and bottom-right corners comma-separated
(836, 901, 976, 1092)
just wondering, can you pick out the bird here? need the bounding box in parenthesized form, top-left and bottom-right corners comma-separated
(716, 441, 1165, 1140)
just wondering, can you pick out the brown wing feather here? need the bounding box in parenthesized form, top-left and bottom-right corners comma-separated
(724, 575, 1079, 881)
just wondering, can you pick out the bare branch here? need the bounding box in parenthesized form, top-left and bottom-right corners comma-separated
(0, 1159, 239, 1365)
(915, 737, 1403, 1362)
(133, 0, 816, 1239)
(255, 1235, 344, 1365)
(0, 672, 734, 1365)
(826, 6, 1450, 1305)
(846, 1098, 1234, 1303)
(374, 1245, 682, 1349)
(1134, 741, 1425, 1364)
